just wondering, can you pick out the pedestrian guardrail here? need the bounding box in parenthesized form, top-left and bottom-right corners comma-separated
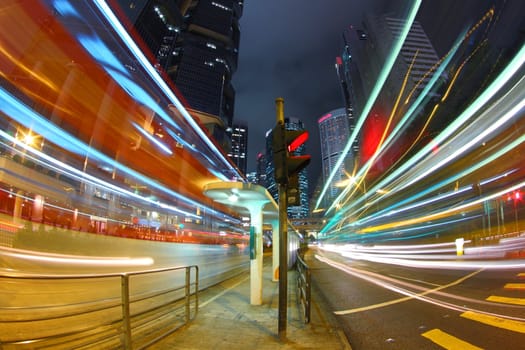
(296, 251, 311, 323)
(0, 265, 198, 349)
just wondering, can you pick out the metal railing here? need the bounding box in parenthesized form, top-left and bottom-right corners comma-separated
(296, 251, 311, 323)
(0, 265, 198, 349)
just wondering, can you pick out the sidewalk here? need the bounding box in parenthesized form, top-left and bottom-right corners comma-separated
(149, 254, 351, 349)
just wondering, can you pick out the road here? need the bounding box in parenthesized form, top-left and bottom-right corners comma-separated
(308, 246, 525, 350)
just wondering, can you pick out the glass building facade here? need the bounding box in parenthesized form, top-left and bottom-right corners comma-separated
(115, 0, 243, 150)
(226, 122, 248, 175)
(318, 108, 353, 205)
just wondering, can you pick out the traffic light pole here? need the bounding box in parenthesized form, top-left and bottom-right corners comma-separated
(273, 97, 310, 340)
(275, 97, 288, 340)
(278, 181, 288, 339)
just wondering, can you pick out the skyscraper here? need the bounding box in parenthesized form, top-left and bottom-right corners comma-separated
(114, 0, 243, 150)
(342, 13, 441, 178)
(255, 152, 267, 186)
(352, 13, 441, 115)
(245, 171, 258, 184)
(226, 122, 248, 175)
(383, 16, 441, 100)
(265, 118, 309, 219)
(318, 108, 353, 206)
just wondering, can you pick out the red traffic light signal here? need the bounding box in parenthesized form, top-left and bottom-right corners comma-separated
(272, 124, 311, 185)
(285, 129, 310, 177)
(288, 130, 309, 152)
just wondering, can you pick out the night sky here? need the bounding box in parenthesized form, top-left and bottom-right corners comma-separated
(232, 0, 507, 190)
(233, 0, 394, 187)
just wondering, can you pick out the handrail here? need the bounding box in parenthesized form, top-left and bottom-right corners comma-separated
(0, 264, 195, 279)
(296, 251, 311, 323)
(0, 265, 199, 349)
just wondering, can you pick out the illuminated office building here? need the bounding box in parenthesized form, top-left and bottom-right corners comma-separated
(318, 108, 353, 205)
(115, 0, 243, 150)
(384, 15, 440, 99)
(245, 171, 258, 184)
(349, 13, 440, 115)
(255, 152, 267, 186)
(226, 122, 248, 175)
(340, 13, 440, 177)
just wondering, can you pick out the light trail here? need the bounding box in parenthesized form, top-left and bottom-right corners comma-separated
(320, 42, 525, 236)
(323, 7, 495, 218)
(315, 254, 525, 324)
(334, 47, 420, 211)
(356, 180, 525, 235)
(397, 78, 525, 192)
(344, 166, 519, 232)
(132, 122, 173, 155)
(319, 238, 525, 270)
(329, 27, 466, 214)
(315, 0, 422, 211)
(88, 0, 239, 181)
(0, 124, 203, 219)
(0, 247, 154, 267)
(342, 142, 521, 231)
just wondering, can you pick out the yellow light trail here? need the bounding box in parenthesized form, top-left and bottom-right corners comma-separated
(315, 0, 422, 211)
(336, 50, 419, 212)
(357, 181, 525, 234)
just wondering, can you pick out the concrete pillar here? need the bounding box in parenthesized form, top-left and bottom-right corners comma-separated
(13, 190, 24, 224)
(270, 218, 279, 282)
(32, 194, 44, 223)
(248, 203, 265, 305)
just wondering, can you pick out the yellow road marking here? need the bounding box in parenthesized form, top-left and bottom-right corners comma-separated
(486, 295, 525, 305)
(504, 283, 525, 290)
(461, 311, 525, 333)
(517, 273, 525, 279)
(422, 329, 483, 350)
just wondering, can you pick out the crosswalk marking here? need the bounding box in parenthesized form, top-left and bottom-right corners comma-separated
(486, 295, 525, 305)
(422, 272, 525, 348)
(504, 283, 525, 290)
(421, 329, 483, 350)
(461, 311, 525, 333)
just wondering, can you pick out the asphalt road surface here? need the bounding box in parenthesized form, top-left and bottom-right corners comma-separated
(307, 246, 525, 350)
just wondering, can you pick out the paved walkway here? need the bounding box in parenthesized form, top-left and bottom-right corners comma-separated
(149, 253, 351, 349)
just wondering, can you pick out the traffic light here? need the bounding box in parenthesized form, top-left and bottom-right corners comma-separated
(287, 174, 301, 206)
(272, 122, 311, 185)
(286, 129, 311, 176)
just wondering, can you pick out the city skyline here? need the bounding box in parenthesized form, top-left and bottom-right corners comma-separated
(233, 0, 395, 186)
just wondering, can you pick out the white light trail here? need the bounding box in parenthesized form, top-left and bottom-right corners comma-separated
(315, 0, 422, 210)
(316, 254, 525, 324)
(91, 0, 238, 180)
(1, 247, 154, 266)
(321, 43, 525, 235)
